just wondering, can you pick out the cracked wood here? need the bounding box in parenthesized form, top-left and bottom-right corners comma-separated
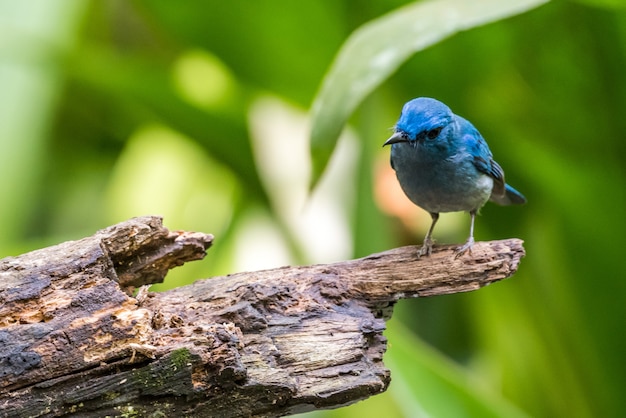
(0, 216, 524, 417)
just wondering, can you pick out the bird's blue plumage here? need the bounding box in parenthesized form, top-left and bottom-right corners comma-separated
(383, 97, 525, 257)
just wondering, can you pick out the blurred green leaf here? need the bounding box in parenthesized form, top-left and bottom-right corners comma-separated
(0, 0, 86, 253)
(570, 0, 626, 9)
(142, 1, 345, 106)
(386, 319, 530, 418)
(67, 46, 269, 206)
(309, 0, 549, 188)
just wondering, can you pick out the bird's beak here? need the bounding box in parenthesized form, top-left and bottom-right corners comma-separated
(383, 132, 408, 147)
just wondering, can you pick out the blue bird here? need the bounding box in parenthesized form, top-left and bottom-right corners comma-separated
(383, 97, 526, 258)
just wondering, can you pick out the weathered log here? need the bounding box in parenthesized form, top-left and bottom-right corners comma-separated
(0, 216, 524, 417)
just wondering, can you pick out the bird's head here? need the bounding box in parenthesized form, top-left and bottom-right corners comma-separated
(383, 97, 454, 147)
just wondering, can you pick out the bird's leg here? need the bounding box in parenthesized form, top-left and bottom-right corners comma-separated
(455, 210, 476, 258)
(418, 212, 439, 258)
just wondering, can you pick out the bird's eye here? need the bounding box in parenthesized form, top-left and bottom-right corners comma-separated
(426, 127, 442, 140)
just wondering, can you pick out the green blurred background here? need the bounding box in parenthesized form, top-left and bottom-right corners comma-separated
(1, 0, 625, 417)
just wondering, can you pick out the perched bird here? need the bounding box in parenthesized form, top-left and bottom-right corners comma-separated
(383, 97, 526, 258)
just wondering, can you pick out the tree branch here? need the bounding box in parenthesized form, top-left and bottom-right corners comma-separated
(0, 216, 524, 417)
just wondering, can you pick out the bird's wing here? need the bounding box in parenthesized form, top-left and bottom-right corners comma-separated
(474, 156, 506, 196)
(463, 132, 506, 197)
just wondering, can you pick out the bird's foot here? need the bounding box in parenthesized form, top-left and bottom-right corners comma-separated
(454, 236, 475, 259)
(417, 237, 435, 258)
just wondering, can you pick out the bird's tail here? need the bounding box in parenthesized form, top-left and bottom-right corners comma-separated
(490, 184, 527, 206)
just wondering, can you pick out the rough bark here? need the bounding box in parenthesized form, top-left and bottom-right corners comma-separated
(0, 216, 525, 417)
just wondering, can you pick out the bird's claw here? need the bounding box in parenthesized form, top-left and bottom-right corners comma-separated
(417, 237, 435, 258)
(454, 237, 475, 259)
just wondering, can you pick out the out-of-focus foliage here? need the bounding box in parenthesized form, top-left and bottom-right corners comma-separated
(1, 0, 625, 417)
